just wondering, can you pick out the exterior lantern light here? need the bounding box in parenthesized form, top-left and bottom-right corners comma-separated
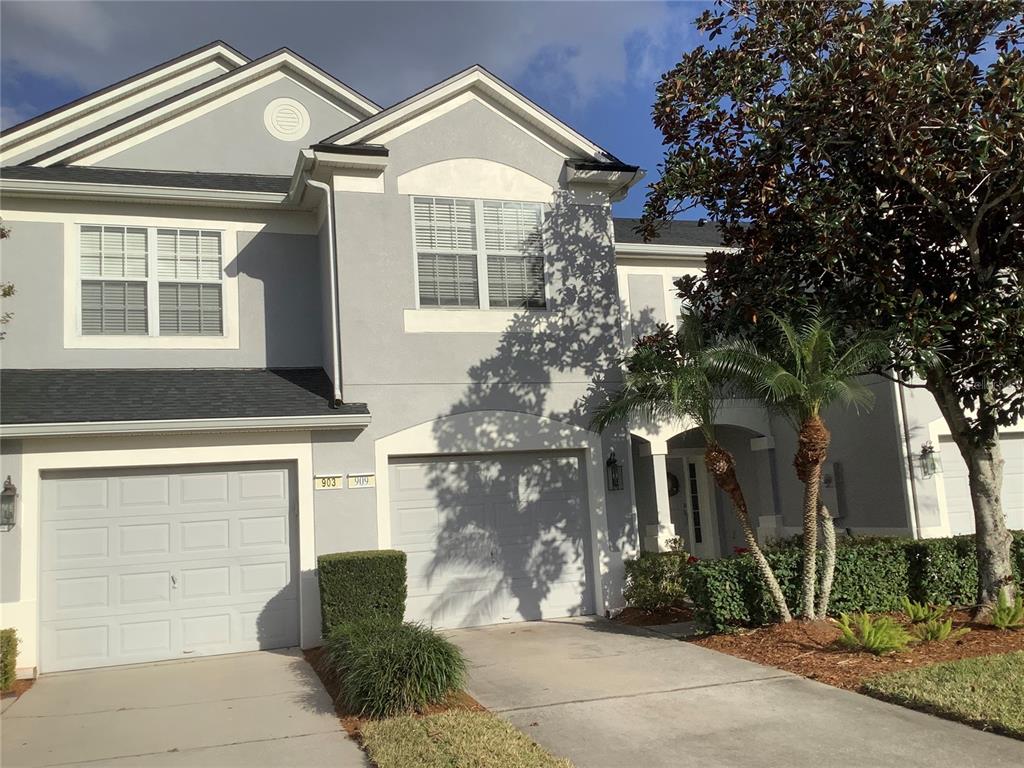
(606, 449, 624, 492)
(1, 476, 16, 531)
(919, 442, 940, 478)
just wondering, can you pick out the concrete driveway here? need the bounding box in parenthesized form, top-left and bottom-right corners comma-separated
(452, 618, 1024, 768)
(0, 649, 368, 768)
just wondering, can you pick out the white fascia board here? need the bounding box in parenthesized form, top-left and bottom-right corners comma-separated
(0, 413, 371, 439)
(332, 69, 607, 161)
(565, 166, 646, 202)
(36, 52, 378, 168)
(0, 45, 247, 161)
(0, 179, 287, 208)
(615, 242, 737, 259)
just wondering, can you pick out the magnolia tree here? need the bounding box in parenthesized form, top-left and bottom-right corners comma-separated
(642, 0, 1023, 609)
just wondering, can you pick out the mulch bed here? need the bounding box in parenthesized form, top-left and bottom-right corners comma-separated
(2, 678, 35, 704)
(303, 647, 484, 741)
(614, 602, 695, 627)
(689, 611, 1024, 690)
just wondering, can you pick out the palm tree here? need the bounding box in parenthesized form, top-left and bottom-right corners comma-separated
(592, 316, 792, 623)
(712, 310, 890, 619)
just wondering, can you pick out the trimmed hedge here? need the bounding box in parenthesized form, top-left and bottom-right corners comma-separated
(318, 550, 407, 636)
(623, 552, 690, 611)
(1, 628, 17, 693)
(688, 532, 1023, 631)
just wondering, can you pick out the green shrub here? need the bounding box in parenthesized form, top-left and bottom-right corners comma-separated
(1, 628, 16, 693)
(325, 620, 466, 718)
(991, 588, 1024, 630)
(911, 616, 969, 643)
(623, 551, 689, 611)
(318, 550, 407, 636)
(835, 613, 913, 655)
(901, 597, 948, 623)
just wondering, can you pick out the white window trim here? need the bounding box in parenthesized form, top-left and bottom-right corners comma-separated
(63, 220, 240, 350)
(409, 195, 549, 312)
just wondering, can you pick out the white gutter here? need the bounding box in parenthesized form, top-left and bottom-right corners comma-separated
(0, 178, 287, 208)
(615, 242, 737, 259)
(305, 178, 343, 406)
(0, 412, 371, 439)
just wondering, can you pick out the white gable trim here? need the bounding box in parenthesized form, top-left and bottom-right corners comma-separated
(329, 68, 610, 161)
(0, 44, 246, 164)
(31, 51, 380, 168)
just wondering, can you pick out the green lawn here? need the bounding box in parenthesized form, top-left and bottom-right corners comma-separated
(862, 651, 1024, 739)
(361, 710, 572, 768)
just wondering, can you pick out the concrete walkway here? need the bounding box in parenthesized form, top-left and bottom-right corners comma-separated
(452, 617, 1024, 768)
(0, 649, 368, 768)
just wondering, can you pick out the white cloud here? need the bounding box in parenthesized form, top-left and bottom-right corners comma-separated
(0, 0, 701, 116)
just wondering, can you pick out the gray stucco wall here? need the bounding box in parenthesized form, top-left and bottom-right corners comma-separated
(97, 76, 359, 175)
(0, 219, 323, 368)
(0, 440, 22, 603)
(4, 67, 232, 166)
(308, 98, 636, 607)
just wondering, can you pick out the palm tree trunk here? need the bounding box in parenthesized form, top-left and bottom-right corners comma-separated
(794, 415, 830, 619)
(815, 500, 836, 619)
(705, 444, 792, 622)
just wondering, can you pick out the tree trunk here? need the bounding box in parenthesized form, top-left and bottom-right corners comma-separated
(925, 372, 1015, 611)
(705, 443, 792, 623)
(816, 500, 836, 620)
(794, 415, 830, 619)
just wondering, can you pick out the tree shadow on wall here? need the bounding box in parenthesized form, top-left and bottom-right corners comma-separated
(408, 193, 653, 628)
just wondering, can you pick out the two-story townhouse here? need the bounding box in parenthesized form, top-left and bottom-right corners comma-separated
(1, 41, 1019, 680)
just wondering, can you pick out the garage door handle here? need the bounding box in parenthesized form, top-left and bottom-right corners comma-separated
(171, 574, 178, 589)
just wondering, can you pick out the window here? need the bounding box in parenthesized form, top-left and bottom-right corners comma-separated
(686, 461, 703, 544)
(78, 225, 224, 337)
(413, 196, 546, 310)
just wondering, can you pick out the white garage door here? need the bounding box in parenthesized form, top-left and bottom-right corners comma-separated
(41, 464, 298, 672)
(390, 452, 594, 629)
(940, 434, 1024, 535)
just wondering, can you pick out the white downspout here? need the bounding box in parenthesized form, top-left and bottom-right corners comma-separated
(306, 179, 342, 407)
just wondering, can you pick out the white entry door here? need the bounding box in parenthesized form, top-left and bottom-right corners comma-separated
(678, 456, 718, 559)
(939, 434, 1023, 536)
(40, 464, 298, 672)
(389, 451, 594, 629)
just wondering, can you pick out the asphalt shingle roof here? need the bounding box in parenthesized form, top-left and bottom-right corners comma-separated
(0, 368, 367, 425)
(613, 217, 725, 248)
(0, 165, 292, 194)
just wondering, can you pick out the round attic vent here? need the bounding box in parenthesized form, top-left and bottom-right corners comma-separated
(263, 98, 310, 141)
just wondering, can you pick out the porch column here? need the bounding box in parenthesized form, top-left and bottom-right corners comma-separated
(642, 441, 676, 552)
(750, 435, 782, 545)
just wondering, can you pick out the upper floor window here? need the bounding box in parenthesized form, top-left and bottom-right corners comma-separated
(79, 225, 223, 336)
(413, 196, 546, 310)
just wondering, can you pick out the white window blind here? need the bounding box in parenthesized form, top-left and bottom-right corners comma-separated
(80, 226, 148, 279)
(483, 201, 545, 309)
(159, 283, 223, 336)
(414, 197, 480, 307)
(157, 229, 222, 280)
(81, 281, 148, 335)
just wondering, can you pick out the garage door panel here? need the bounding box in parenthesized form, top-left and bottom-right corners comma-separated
(390, 451, 594, 629)
(41, 464, 298, 672)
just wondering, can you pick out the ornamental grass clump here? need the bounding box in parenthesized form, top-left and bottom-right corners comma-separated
(991, 588, 1024, 631)
(326, 619, 466, 719)
(910, 617, 969, 643)
(901, 597, 948, 624)
(835, 613, 913, 655)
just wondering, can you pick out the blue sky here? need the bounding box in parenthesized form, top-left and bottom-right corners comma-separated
(0, 0, 713, 217)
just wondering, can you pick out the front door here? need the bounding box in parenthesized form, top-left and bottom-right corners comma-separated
(677, 456, 718, 559)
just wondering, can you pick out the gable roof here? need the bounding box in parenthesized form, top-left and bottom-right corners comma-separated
(0, 41, 249, 164)
(321, 64, 621, 163)
(24, 48, 382, 168)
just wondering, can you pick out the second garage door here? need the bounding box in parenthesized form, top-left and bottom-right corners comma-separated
(390, 452, 594, 629)
(40, 464, 298, 672)
(939, 434, 1023, 536)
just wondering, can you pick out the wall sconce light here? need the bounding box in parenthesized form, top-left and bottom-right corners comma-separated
(606, 449, 624, 492)
(919, 442, 940, 478)
(1, 476, 17, 531)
